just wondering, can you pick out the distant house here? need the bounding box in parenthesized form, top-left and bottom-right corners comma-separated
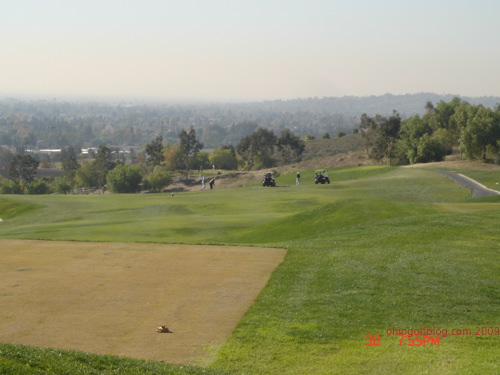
(38, 149, 62, 155)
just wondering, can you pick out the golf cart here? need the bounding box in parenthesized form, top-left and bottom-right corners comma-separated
(314, 169, 330, 184)
(262, 172, 276, 187)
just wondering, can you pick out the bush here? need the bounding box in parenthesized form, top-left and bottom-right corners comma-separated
(75, 161, 99, 188)
(209, 148, 238, 170)
(106, 164, 142, 193)
(52, 177, 73, 194)
(390, 139, 410, 166)
(0, 177, 22, 194)
(26, 179, 52, 194)
(414, 134, 447, 163)
(144, 168, 172, 193)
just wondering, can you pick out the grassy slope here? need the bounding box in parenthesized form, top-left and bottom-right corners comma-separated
(0, 166, 499, 374)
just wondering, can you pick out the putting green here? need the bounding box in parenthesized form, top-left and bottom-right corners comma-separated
(0, 240, 286, 365)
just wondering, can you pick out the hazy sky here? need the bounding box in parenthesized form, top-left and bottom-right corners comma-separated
(1, 0, 499, 101)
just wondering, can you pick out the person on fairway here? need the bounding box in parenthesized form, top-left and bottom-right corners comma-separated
(296, 171, 301, 185)
(209, 177, 215, 190)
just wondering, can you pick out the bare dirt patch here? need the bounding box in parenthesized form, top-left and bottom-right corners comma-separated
(0, 240, 286, 365)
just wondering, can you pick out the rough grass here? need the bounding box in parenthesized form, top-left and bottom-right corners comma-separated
(1, 164, 499, 374)
(0, 343, 227, 375)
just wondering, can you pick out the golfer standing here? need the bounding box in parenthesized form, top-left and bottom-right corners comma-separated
(296, 171, 301, 185)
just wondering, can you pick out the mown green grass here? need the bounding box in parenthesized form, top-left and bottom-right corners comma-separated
(213, 209, 499, 374)
(458, 170, 500, 191)
(1, 166, 499, 374)
(418, 163, 500, 191)
(0, 197, 42, 220)
(0, 342, 227, 375)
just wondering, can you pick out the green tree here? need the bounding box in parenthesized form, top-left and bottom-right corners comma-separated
(209, 147, 238, 170)
(359, 112, 401, 164)
(400, 115, 433, 164)
(276, 129, 305, 165)
(236, 135, 255, 170)
(52, 177, 72, 194)
(27, 178, 51, 194)
(359, 113, 381, 155)
(143, 167, 172, 193)
(163, 144, 182, 171)
(0, 176, 22, 194)
(391, 139, 410, 165)
(434, 97, 463, 131)
(106, 164, 142, 193)
(144, 135, 164, 170)
(178, 127, 203, 176)
(93, 145, 117, 187)
(9, 153, 39, 188)
(237, 128, 276, 170)
(75, 162, 99, 188)
(415, 134, 447, 163)
(61, 146, 80, 180)
(460, 106, 500, 160)
(193, 151, 210, 171)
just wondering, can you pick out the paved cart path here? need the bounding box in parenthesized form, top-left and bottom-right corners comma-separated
(433, 170, 500, 198)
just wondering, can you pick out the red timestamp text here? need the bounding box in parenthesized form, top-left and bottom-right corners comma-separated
(365, 334, 381, 346)
(398, 334, 440, 346)
(475, 326, 499, 335)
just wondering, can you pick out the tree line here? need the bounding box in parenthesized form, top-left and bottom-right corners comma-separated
(1, 96, 498, 194)
(0, 98, 357, 152)
(0, 126, 304, 194)
(360, 97, 500, 165)
(6, 93, 496, 153)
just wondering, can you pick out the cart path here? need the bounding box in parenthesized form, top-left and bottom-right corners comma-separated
(433, 170, 500, 198)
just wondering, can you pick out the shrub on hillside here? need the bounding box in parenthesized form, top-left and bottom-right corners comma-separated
(106, 164, 142, 193)
(143, 168, 172, 193)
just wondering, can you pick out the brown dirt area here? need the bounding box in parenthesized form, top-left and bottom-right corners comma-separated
(0, 239, 286, 365)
